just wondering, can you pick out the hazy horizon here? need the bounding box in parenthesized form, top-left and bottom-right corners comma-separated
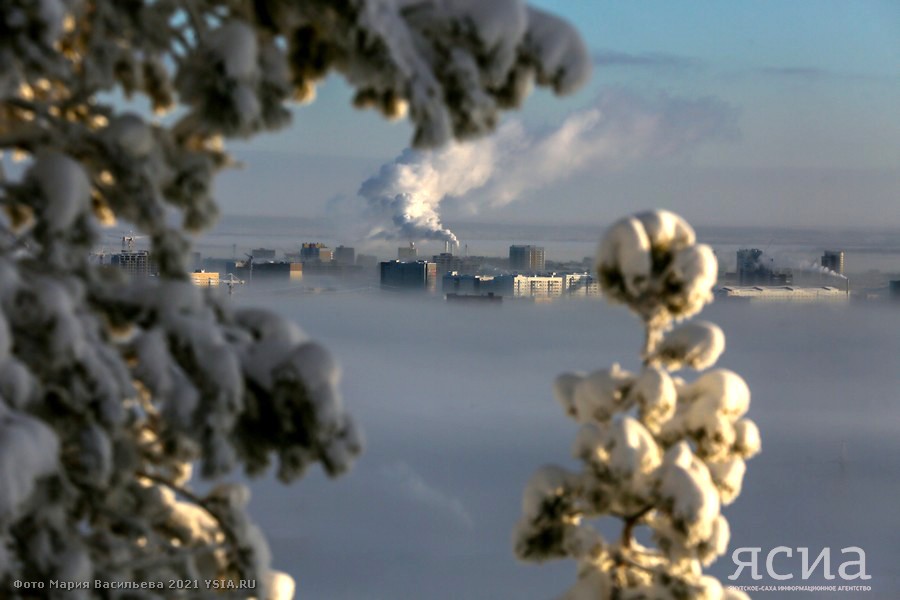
(92, 214, 897, 276)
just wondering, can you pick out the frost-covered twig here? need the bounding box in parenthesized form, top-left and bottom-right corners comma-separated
(620, 505, 653, 549)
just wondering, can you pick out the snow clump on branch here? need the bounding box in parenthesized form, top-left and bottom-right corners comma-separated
(1, 0, 589, 597)
(514, 210, 759, 600)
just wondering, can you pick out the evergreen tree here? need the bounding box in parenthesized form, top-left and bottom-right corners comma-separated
(0, 1, 589, 597)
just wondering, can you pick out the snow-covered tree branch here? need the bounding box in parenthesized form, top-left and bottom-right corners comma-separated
(513, 211, 760, 600)
(0, 1, 589, 597)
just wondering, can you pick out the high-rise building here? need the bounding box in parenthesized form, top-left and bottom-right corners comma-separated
(201, 257, 236, 276)
(509, 274, 564, 297)
(442, 272, 599, 298)
(111, 251, 154, 277)
(109, 235, 155, 277)
(380, 260, 437, 291)
(298, 243, 333, 263)
(736, 248, 797, 286)
(821, 250, 844, 275)
(890, 281, 900, 300)
(334, 245, 356, 265)
(432, 252, 483, 276)
(442, 273, 494, 295)
(398, 242, 417, 260)
(509, 245, 545, 273)
(563, 273, 601, 296)
(356, 254, 378, 268)
(736, 248, 768, 285)
(233, 260, 302, 280)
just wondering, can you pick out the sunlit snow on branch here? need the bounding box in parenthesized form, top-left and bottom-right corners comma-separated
(514, 210, 759, 600)
(0, 0, 591, 597)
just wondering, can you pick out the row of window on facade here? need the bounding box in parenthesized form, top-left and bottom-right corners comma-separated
(380, 260, 600, 297)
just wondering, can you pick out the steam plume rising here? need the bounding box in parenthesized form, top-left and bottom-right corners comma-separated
(802, 261, 847, 280)
(747, 251, 847, 280)
(357, 89, 738, 243)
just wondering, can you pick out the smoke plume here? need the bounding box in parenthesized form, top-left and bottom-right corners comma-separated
(749, 251, 847, 280)
(788, 258, 847, 280)
(355, 88, 738, 243)
(804, 263, 846, 280)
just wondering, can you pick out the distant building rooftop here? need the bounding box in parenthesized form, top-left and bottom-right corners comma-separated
(190, 270, 220, 287)
(715, 286, 848, 302)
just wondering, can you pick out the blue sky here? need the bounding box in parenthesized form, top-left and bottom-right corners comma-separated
(532, 0, 900, 168)
(217, 1, 900, 229)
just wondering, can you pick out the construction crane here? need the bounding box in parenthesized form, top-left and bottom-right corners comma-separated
(221, 273, 245, 296)
(121, 232, 148, 253)
(89, 245, 111, 265)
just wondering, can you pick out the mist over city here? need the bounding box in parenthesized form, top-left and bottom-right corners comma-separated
(231, 293, 900, 599)
(1, 2, 898, 600)
(84, 208, 900, 599)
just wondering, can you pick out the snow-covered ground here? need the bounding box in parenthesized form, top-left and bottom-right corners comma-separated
(236, 291, 900, 599)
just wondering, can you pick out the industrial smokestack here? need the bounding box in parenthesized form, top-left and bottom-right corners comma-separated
(444, 240, 451, 255)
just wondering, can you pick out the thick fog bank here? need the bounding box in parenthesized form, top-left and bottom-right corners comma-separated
(234, 293, 899, 599)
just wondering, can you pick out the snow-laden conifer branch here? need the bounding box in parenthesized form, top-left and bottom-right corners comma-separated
(514, 210, 760, 600)
(0, 1, 589, 597)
